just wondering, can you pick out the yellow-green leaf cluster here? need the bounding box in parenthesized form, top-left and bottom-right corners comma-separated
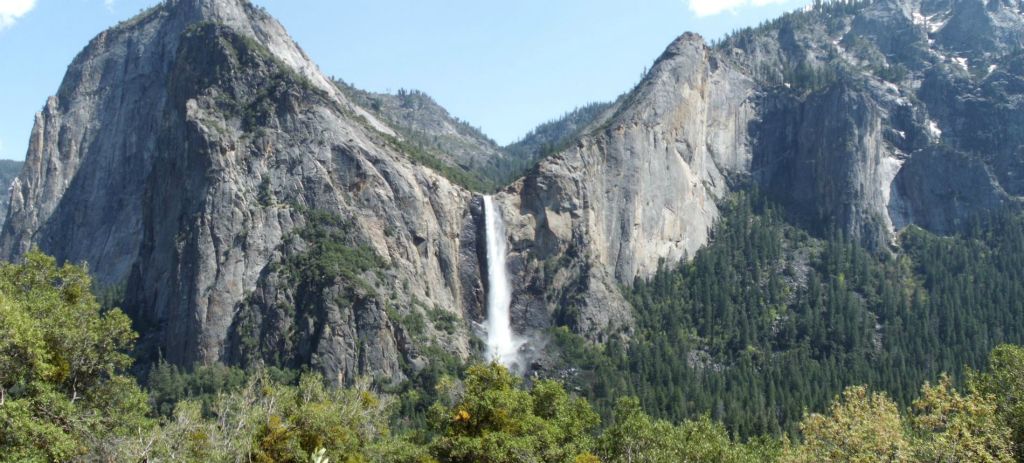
(429, 363, 600, 463)
(0, 251, 150, 462)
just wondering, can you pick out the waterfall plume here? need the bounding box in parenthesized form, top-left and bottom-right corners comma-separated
(483, 195, 524, 371)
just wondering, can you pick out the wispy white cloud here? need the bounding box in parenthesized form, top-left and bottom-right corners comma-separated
(104, 0, 115, 11)
(688, 0, 790, 17)
(0, 0, 37, 30)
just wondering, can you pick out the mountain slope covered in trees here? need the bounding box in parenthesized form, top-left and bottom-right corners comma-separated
(554, 190, 1024, 438)
(335, 81, 615, 192)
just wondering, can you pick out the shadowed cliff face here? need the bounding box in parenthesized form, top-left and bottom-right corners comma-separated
(753, 83, 902, 249)
(1, 0, 385, 286)
(4, 0, 1024, 377)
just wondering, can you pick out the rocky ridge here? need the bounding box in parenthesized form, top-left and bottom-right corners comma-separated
(335, 83, 506, 190)
(1, 0, 486, 385)
(335, 82, 616, 192)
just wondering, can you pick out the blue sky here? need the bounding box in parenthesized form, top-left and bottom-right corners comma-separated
(0, 0, 812, 160)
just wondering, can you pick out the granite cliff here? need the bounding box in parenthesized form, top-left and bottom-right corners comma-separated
(0, 160, 24, 229)
(1, 0, 485, 384)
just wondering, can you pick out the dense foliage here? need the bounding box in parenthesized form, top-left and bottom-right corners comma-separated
(427, 364, 600, 462)
(0, 252, 150, 462)
(555, 192, 1024, 439)
(5, 251, 1024, 462)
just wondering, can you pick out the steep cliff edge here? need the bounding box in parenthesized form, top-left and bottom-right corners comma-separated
(730, 0, 1024, 241)
(495, 34, 757, 340)
(0, 160, 23, 229)
(2, 0, 388, 285)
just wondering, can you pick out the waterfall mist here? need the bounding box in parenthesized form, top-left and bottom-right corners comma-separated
(483, 195, 524, 371)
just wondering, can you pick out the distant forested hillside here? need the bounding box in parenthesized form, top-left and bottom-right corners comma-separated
(554, 190, 1024, 438)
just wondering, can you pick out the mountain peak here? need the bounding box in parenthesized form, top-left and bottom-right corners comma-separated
(663, 32, 706, 57)
(172, 0, 250, 15)
(163, 0, 365, 114)
(166, 0, 264, 29)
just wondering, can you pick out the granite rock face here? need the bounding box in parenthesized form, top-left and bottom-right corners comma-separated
(753, 82, 905, 248)
(494, 34, 757, 339)
(1, 0, 481, 384)
(721, 0, 1022, 244)
(0, 161, 23, 230)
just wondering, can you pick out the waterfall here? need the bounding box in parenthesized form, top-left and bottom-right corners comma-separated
(483, 195, 522, 369)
